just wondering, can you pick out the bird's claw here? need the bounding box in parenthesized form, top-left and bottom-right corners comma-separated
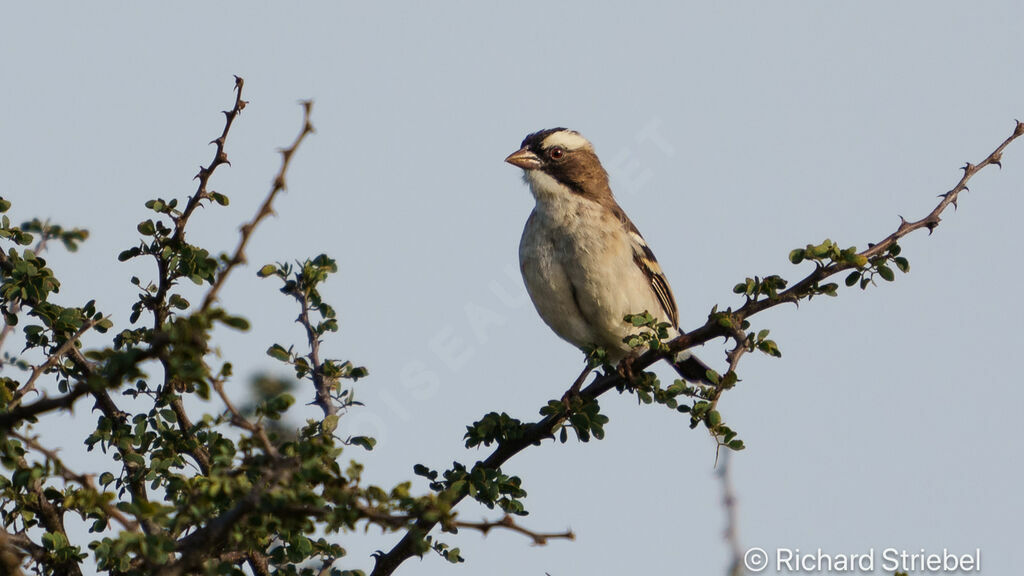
(616, 351, 641, 386)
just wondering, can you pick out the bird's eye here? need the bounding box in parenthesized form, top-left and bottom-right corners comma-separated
(548, 147, 564, 160)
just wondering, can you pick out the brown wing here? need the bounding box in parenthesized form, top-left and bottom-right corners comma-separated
(632, 238, 679, 328)
(607, 202, 679, 328)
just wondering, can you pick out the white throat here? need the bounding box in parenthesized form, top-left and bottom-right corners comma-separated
(524, 169, 575, 204)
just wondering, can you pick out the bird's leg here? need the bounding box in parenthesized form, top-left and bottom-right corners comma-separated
(561, 363, 594, 409)
(616, 349, 642, 388)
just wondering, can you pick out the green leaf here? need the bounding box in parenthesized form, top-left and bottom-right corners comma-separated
(350, 436, 376, 450)
(220, 315, 250, 331)
(117, 247, 140, 261)
(706, 410, 722, 427)
(257, 264, 278, 278)
(267, 344, 291, 362)
(845, 271, 861, 286)
(137, 220, 156, 236)
(877, 264, 895, 282)
(789, 249, 805, 264)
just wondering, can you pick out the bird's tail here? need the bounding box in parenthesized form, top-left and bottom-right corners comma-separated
(671, 350, 714, 385)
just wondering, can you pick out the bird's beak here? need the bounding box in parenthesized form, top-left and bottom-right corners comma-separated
(505, 148, 542, 170)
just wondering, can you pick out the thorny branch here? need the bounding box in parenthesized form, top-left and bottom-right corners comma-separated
(200, 99, 315, 313)
(453, 516, 575, 546)
(368, 121, 1024, 576)
(150, 77, 249, 477)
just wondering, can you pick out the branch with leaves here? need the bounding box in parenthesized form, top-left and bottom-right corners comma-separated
(367, 121, 1024, 576)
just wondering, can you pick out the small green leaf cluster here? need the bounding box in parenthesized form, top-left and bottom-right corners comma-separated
(789, 238, 866, 268)
(621, 311, 672, 353)
(541, 397, 609, 442)
(844, 243, 909, 289)
(416, 462, 527, 516)
(261, 255, 369, 416)
(119, 196, 220, 288)
(695, 372, 745, 451)
(733, 275, 789, 301)
(20, 218, 90, 253)
(614, 364, 745, 453)
(464, 412, 526, 449)
(745, 328, 781, 358)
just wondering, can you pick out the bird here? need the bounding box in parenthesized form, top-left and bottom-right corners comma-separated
(505, 127, 712, 392)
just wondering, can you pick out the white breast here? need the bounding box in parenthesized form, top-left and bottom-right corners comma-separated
(519, 172, 674, 361)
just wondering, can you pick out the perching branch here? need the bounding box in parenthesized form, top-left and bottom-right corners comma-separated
(369, 121, 1023, 576)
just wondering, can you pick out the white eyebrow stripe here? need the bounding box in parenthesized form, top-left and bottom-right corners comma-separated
(541, 130, 592, 151)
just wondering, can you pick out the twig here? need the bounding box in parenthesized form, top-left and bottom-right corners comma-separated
(368, 122, 1023, 576)
(0, 381, 92, 430)
(10, 318, 98, 408)
(212, 377, 279, 459)
(717, 451, 745, 576)
(296, 289, 335, 416)
(453, 515, 575, 546)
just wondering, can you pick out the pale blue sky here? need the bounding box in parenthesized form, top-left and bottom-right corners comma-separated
(3, 3, 1023, 575)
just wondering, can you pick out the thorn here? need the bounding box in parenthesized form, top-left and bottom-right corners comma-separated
(1015, 119, 1024, 137)
(991, 151, 1003, 168)
(962, 162, 975, 174)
